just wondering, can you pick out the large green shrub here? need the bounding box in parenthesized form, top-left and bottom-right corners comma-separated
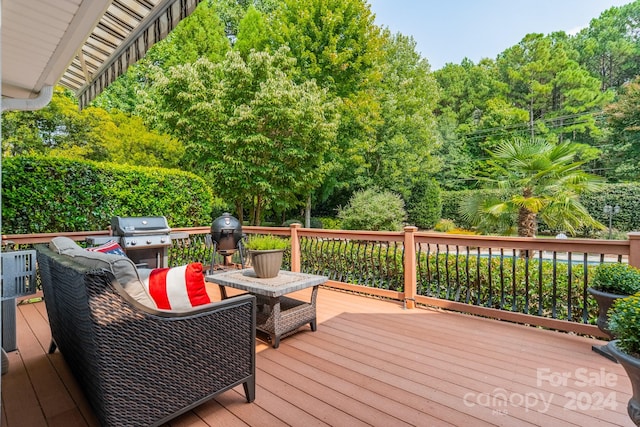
(2, 156, 213, 233)
(338, 187, 406, 231)
(406, 177, 442, 229)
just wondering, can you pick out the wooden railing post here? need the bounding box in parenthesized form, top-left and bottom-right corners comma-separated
(290, 223, 301, 272)
(403, 226, 418, 309)
(628, 232, 640, 269)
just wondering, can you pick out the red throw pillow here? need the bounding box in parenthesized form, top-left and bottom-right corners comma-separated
(86, 240, 127, 256)
(144, 263, 211, 310)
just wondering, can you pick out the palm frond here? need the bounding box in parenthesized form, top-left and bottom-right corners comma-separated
(479, 137, 604, 236)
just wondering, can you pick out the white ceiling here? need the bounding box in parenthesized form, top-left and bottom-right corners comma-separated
(1, 0, 202, 109)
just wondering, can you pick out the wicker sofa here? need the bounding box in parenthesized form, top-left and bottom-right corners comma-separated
(36, 241, 256, 426)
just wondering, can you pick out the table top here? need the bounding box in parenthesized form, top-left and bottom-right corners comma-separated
(205, 269, 328, 297)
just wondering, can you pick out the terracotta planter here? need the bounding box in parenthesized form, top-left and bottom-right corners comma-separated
(588, 287, 628, 339)
(607, 341, 640, 426)
(249, 249, 284, 278)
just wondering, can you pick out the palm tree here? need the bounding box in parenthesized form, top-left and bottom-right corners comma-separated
(461, 137, 605, 237)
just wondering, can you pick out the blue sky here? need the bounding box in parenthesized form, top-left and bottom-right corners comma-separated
(368, 0, 634, 70)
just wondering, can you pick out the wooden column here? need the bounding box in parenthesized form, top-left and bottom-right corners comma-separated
(628, 232, 640, 269)
(290, 223, 301, 272)
(403, 226, 418, 309)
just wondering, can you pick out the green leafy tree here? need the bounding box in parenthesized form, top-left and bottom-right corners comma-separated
(268, 0, 385, 209)
(234, 5, 270, 58)
(93, 1, 230, 113)
(604, 77, 640, 181)
(434, 58, 521, 179)
(73, 110, 185, 168)
(461, 137, 605, 237)
(212, 0, 279, 39)
(1, 86, 184, 168)
(572, 3, 640, 91)
(161, 1, 230, 67)
(1, 87, 93, 157)
(268, 0, 381, 96)
(435, 58, 510, 133)
(147, 48, 339, 225)
(363, 31, 440, 198)
(496, 33, 612, 144)
(432, 116, 476, 191)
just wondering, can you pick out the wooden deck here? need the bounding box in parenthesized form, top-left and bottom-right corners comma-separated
(1, 286, 635, 426)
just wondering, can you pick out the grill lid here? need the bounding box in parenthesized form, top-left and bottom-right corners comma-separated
(111, 216, 170, 236)
(211, 213, 242, 252)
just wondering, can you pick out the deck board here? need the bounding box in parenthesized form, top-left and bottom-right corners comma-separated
(1, 286, 635, 427)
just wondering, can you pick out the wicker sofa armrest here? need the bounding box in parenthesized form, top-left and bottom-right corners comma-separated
(36, 245, 256, 427)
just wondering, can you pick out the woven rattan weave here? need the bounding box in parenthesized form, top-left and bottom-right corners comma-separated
(37, 245, 256, 426)
(206, 269, 327, 348)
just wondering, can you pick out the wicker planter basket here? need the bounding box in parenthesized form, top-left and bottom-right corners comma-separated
(249, 249, 284, 278)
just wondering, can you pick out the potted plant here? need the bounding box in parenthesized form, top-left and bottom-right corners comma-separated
(589, 263, 640, 361)
(244, 235, 290, 278)
(589, 263, 640, 338)
(606, 293, 640, 426)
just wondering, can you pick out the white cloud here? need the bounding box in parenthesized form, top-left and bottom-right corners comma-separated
(567, 25, 586, 36)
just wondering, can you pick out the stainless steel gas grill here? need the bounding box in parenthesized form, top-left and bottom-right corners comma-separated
(110, 216, 172, 268)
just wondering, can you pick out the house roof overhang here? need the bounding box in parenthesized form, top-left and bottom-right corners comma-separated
(2, 0, 202, 111)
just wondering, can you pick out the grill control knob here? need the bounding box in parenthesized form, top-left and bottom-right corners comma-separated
(146, 239, 152, 245)
(130, 240, 137, 246)
(161, 237, 167, 243)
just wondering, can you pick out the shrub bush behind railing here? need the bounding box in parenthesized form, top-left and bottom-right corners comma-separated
(300, 237, 404, 291)
(416, 251, 598, 323)
(169, 233, 214, 268)
(296, 234, 600, 323)
(4, 227, 616, 326)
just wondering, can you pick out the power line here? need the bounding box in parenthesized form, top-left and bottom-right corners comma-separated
(457, 110, 607, 142)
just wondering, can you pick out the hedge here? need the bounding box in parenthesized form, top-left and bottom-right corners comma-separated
(579, 183, 640, 233)
(2, 156, 214, 233)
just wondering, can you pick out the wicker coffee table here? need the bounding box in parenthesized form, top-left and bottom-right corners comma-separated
(206, 269, 327, 348)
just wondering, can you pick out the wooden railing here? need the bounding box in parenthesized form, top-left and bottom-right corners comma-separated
(5, 225, 640, 337)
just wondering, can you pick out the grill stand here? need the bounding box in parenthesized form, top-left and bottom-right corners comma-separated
(209, 239, 246, 273)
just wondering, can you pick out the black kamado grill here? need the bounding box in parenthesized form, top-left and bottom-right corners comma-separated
(210, 213, 245, 270)
(110, 216, 172, 268)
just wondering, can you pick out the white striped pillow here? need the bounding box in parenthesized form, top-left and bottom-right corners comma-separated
(143, 262, 211, 310)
